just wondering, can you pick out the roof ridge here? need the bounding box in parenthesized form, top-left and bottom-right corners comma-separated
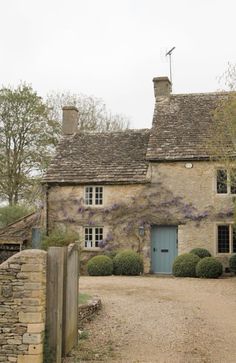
(77, 128, 150, 135)
(171, 91, 234, 97)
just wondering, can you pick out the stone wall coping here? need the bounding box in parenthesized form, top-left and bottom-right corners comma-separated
(0, 249, 47, 269)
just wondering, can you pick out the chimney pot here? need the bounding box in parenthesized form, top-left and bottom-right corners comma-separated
(153, 76, 172, 98)
(62, 106, 78, 135)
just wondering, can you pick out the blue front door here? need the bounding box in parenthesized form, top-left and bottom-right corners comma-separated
(151, 226, 178, 274)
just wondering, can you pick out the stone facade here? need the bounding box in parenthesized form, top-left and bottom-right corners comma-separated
(151, 161, 234, 267)
(46, 159, 233, 272)
(0, 249, 46, 363)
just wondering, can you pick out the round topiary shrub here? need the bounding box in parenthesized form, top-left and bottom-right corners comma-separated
(196, 257, 223, 278)
(172, 253, 200, 277)
(103, 250, 117, 260)
(229, 254, 236, 273)
(190, 248, 211, 259)
(113, 250, 143, 275)
(87, 255, 113, 276)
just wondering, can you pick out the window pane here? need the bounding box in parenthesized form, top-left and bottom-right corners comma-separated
(230, 170, 236, 194)
(85, 227, 93, 248)
(218, 225, 229, 253)
(85, 187, 93, 205)
(95, 227, 103, 247)
(233, 226, 236, 253)
(217, 170, 227, 194)
(95, 187, 103, 205)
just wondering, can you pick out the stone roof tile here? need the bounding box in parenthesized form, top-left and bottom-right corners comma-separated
(147, 92, 235, 160)
(43, 129, 150, 184)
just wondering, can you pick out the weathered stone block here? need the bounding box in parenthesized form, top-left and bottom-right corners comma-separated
(18, 312, 43, 324)
(27, 323, 45, 333)
(24, 283, 43, 290)
(21, 306, 44, 313)
(0, 274, 14, 280)
(28, 343, 43, 355)
(18, 354, 43, 363)
(17, 273, 43, 282)
(18, 344, 28, 351)
(8, 357, 17, 362)
(22, 298, 41, 306)
(6, 338, 22, 345)
(9, 264, 21, 270)
(21, 264, 43, 272)
(23, 333, 42, 344)
(30, 290, 45, 299)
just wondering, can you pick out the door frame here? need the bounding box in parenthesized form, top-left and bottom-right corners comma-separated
(150, 224, 178, 274)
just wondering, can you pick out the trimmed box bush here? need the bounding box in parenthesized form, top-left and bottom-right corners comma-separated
(196, 257, 223, 278)
(87, 255, 113, 276)
(172, 253, 200, 277)
(190, 248, 211, 259)
(113, 250, 143, 275)
(229, 254, 236, 273)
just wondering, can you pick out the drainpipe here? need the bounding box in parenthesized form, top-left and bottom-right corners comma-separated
(45, 184, 49, 236)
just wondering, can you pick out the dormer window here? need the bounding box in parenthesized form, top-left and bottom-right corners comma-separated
(85, 186, 103, 205)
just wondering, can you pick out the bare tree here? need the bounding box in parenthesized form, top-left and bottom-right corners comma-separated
(46, 91, 130, 132)
(209, 64, 236, 164)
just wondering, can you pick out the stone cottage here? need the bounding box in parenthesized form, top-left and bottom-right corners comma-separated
(43, 77, 236, 273)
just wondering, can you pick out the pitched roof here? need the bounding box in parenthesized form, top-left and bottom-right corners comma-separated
(43, 129, 150, 184)
(147, 92, 234, 161)
(0, 212, 40, 244)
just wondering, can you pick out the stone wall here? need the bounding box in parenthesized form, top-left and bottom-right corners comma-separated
(78, 297, 102, 329)
(47, 184, 149, 272)
(46, 160, 234, 273)
(151, 161, 234, 260)
(0, 249, 46, 363)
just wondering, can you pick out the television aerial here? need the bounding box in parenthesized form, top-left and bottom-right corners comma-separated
(165, 46, 175, 84)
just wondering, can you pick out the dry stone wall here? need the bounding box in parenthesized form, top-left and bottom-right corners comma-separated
(78, 297, 102, 328)
(0, 249, 46, 363)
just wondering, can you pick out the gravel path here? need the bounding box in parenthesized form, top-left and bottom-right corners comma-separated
(69, 275, 236, 363)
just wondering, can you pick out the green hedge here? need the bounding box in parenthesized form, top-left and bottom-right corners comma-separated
(190, 248, 211, 259)
(172, 253, 200, 277)
(87, 255, 113, 276)
(196, 257, 223, 278)
(229, 254, 236, 273)
(113, 250, 143, 275)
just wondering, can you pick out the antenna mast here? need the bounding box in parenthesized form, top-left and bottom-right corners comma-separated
(165, 46, 175, 84)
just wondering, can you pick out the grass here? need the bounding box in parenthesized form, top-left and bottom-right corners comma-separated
(79, 330, 89, 340)
(79, 293, 91, 305)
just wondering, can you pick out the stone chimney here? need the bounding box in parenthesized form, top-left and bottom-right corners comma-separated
(153, 76, 172, 99)
(62, 106, 78, 135)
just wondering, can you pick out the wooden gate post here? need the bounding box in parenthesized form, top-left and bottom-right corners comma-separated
(62, 243, 79, 356)
(46, 246, 65, 363)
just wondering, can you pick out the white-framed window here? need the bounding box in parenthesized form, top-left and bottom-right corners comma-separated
(84, 186, 103, 205)
(217, 224, 236, 253)
(84, 227, 103, 248)
(216, 169, 236, 194)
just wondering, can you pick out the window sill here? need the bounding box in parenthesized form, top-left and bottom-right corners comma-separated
(216, 193, 236, 196)
(83, 205, 104, 208)
(82, 247, 101, 252)
(216, 252, 233, 255)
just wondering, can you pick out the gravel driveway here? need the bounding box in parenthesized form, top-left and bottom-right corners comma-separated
(70, 275, 236, 363)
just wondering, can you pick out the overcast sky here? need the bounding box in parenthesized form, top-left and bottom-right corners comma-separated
(0, 0, 235, 128)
